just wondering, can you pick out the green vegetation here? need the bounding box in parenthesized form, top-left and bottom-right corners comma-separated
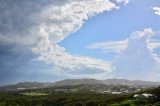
(0, 86, 159, 106)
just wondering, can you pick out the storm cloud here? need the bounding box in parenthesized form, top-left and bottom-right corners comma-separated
(0, 0, 116, 85)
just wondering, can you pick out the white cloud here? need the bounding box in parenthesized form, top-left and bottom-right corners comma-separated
(88, 28, 160, 80)
(1, 0, 160, 82)
(148, 39, 160, 51)
(113, 28, 156, 80)
(87, 40, 128, 53)
(148, 55, 160, 81)
(0, 0, 117, 79)
(29, 0, 116, 78)
(152, 7, 160, 16)
(88, 29, 160, 54)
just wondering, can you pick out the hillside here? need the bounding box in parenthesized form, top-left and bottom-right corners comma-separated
(0, 78, 160, 90)
(53, 78, 105, 86)
(0, 82, 53, 90)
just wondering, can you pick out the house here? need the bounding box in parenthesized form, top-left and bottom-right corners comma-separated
(100, 90, 111, 94)
(54, 89, 68, 92)
(133, 93, 153, 99)
(17, 87, 26, 90)
(111, 92, 122, 94)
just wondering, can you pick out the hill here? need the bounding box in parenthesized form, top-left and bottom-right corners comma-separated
(53, 78, 105, 86)
(0, 82, 53, 90)
(0, 78, 160, 90)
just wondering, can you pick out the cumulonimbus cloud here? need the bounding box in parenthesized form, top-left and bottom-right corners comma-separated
(113, 29, 157, 80)
(88, 28, 160, 80)
(32, 0, 116, 78)
(0, 0, 117, 79)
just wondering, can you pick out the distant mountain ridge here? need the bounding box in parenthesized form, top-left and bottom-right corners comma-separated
(0, 78, 160, 90)
(0, 82, 52, 90)
(53, 78, 105, 86)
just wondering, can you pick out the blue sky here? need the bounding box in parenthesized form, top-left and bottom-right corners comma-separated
(61, 0, 160, 60)
(0, 0, 160, 85)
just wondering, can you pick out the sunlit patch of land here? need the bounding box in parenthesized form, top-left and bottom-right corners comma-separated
(21, 92, 49, 96)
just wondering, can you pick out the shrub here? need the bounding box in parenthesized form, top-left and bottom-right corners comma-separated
(119, 100, 134, 106)
(133, 99, 147, 105)
(74, 102, 83, 106)
(86, 100, 98, 106)
(154, 102, 160, 106)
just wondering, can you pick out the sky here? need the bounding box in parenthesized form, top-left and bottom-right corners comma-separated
(0, 0, 160, 85)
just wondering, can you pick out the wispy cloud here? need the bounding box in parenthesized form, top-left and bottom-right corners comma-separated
(87, 40, 128, 53)
(87, 29, 160, 54)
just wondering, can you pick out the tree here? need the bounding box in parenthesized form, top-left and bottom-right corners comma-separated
(86, 101, 98, 106)
(74, 102, 83, 106)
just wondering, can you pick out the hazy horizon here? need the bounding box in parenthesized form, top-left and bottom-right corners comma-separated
(2, 77, 160, 87)
(0, 0, 160, 86)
